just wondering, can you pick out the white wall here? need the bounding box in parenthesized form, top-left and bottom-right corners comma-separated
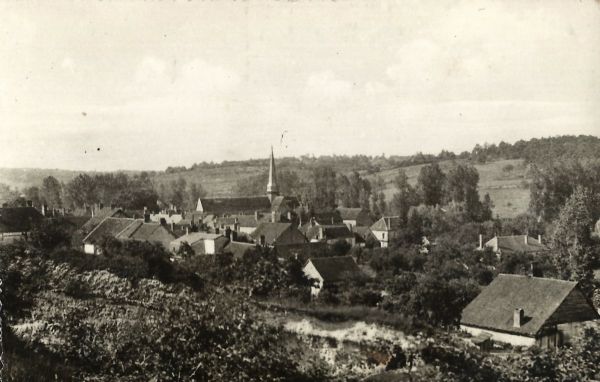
(205, 239, 216, 255)
(303, 261, 324, 297)
(460, 325, 536, 347)
(240, 226, 255, 235)
(84, 243, 97, 255)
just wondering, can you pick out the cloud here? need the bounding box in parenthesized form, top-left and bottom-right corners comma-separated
(134, 56, 167, 83)
(61, 57, 75, 71)
(386, 39, 447, 94)
(304, 71, 352, 102)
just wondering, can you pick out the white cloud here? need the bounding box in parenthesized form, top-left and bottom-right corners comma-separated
(304, 71, 352, 102)
(61, 57, 75, 71)
(134, 56, 167, 83)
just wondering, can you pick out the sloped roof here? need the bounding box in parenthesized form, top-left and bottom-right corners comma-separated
(486, 235, 547, 254)
(79, 209, 128, 234)
(82, 217, 136, 244)
(197, 196, 271, 215)
(305, 224, 353, 240)
(354, 226, 374, 242)
(306, 256, 363, 282)
(337, 207, 366, 220)
(271, 195, 300, 213)
(215, 213, 270, 228)
(370, 216, 401, 231)
(116, 221, 176, 242)
(224, 241, 257, 258)
(461, 274, 599, 336)
(0, 207, 44, 233)
(170, 232, 224, 246)
(250, 222, 294, 244)
(309, 211, 343, 225)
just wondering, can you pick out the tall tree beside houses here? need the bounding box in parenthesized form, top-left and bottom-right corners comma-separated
(65, 174, 98, 208)
(41, 176, 63, 208)
(186, 182, 207, 211)
(391, 169, 420, 225)
(309, 165, 338, 212)
(551, 187, 600, 298)
(417, 162, 446, 206)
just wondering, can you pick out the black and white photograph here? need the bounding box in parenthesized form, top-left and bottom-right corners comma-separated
(1, 1, 600, 380)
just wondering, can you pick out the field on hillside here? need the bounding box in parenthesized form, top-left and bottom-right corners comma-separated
(1, 159, 532, 218)
(364, 159, 531, 219)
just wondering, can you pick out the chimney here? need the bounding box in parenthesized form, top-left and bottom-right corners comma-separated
(538, 234, 542, 244)
(41, 204, 46, 216)
(186, 227, 189, 235)
(144, 207, 150, 223)
(254, 211, 259, 221)
(311, 217, 316, 227)
(91, 207, 94, 218)
(287, 211, 292, 221)
(524, 235, 528, 245)
(479, 234, 483, 249)
(271, 210, 276, 223)
(513, 308, 524, 328)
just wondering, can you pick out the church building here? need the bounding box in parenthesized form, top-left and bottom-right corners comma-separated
(196, 148, 300, 221)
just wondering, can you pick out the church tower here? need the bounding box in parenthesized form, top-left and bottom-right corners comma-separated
(266, 146, 279, 202)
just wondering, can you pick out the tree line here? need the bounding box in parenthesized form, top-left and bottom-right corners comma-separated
(2, 172, 206, 212)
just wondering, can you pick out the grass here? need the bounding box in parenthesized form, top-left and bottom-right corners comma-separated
(365, 158, 530, 219)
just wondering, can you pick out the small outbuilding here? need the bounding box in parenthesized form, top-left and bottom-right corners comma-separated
(303, 256, 364, 297)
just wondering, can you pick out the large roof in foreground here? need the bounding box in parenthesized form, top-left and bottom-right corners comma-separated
(461, 274, 599, 336)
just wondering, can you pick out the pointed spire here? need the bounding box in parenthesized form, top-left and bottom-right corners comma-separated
(267, 146, 279, 201)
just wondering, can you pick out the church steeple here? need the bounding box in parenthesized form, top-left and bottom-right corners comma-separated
(266, 146, 279, 202)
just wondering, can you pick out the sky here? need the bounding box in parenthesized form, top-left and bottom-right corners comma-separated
(1, 0, 599, 171)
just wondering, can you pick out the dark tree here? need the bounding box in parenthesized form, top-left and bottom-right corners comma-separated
(417, 163, 446, 206)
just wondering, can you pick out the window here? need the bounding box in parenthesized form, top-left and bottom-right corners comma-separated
(382, 232, 385, 239)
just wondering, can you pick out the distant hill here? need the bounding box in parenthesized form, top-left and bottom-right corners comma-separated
(1, 135, 597, 218)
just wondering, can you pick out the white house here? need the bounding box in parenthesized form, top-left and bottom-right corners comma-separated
(370, 216, 401, 248)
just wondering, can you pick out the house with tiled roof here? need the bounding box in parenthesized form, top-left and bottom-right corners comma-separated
(337, 207, 373, 229)
(460, 274, 599, 348)
(370, 216, 401, 248)
(250, 222, 307, 247)
(82, 217, 136, 254)
(479, 235, 548, 258)
(224, 241, 258, 259)
(82, 217, 176, 254)
(304, 224, 355, 246)
(115, 220, 176, 249)
(303, 256, 364, 296)
(353, 226, 377, 247)
(169, 231, 229, 255)
(0, 206, 44, 242)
